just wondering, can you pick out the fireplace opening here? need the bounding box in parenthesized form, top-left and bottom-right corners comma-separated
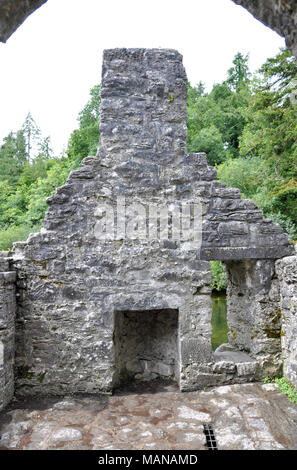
(113, 308, 179, 388)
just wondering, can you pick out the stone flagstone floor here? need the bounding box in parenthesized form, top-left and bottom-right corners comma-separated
(0, 381, 296, 450)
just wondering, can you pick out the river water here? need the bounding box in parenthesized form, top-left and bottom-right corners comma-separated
(211, 292, 229, 351)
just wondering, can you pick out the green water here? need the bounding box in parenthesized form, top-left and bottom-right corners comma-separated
(211, 293, 229, 351)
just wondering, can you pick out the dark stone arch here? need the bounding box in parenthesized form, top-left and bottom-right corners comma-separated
(0, 0, 47, 43)
(0, 0, 297, 60)
(232, 0, 297, 57)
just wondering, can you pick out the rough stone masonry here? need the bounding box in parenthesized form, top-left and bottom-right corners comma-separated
(0, 48, 296, 411)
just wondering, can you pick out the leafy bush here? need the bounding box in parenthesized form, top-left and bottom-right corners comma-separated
(217, 156, 297, 240)
(217, 156, 267, 198)
(0, 224, 41, 251)
(274, 377, 297, 404)
(187, 125, 226, 166)
(210, 261, 227, 292)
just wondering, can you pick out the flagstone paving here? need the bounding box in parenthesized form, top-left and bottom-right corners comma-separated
(0, 382, 296, 450)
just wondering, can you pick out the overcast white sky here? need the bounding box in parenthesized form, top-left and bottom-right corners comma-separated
(0, 0, 285, 156)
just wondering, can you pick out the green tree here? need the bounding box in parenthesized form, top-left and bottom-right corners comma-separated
(0, 130, 27, 185)
(78, 84, 101, 128)
(187, 52, 251, 163)
(186, 81, 205, 107)
(188, 125, 225, 166)
(227, 52, 251, 91)
(67, 84, 101, 164)
(38, 136, 53, 160)
(239, 49, 297, 226)
(23, 157, 76, 227)
(22, 112, 41, 160)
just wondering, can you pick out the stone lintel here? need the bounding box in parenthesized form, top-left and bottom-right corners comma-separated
(200, 245, 295, 261)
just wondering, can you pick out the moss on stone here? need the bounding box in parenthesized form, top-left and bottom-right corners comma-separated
(53, 282, 64, 288)
(264, 327, 281, 339)
(37, 371, 46, 383)
(17, 365, 34, 380)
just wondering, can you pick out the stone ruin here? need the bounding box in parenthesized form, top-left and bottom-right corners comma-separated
(0, 48, 296, 411)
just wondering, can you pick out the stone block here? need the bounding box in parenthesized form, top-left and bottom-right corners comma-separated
(237, 362, 258, 377)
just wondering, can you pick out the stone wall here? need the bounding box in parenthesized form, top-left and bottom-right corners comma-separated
(0, 48, 295, 406)
(11, 49, 214, 396)
(224, 259, 283, 379)
(8, 49, 294, 399)
(276, 250, 297, 389)
(0, 253, 16, 411)
(200, 189, 293, 261)
(232, 0, 297, 57)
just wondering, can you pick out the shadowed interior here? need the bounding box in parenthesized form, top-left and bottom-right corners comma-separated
(113, 309, 179, 388)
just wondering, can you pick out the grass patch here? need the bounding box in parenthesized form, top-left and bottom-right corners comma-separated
(264, 376, 297, 404)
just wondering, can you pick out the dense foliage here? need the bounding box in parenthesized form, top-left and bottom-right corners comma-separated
(0, 50, 296, 293)
(210, 261, 228, 292)
(0, 88, 100, 250)
(188, 50, 296, 289)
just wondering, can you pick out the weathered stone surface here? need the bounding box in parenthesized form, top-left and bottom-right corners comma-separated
(50, 427, 83, 442)
(223, 259, 284, 379)
(276, 251, 297, 389)
(177, 405, 211, 422)
(1, 382, 296, 450)
(0, 0, 47, 43)
(200, 207, 293, 260)
(214, 344, 257, 363)
(0, 48, 295, 405)
(214, 344, 258, 378)
(0, 253, 16, 411)
(10, 49, 214, 396)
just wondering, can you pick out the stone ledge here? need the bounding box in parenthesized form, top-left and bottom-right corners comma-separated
(200, 245, 295, 261)
(214, 348, 256, 364)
